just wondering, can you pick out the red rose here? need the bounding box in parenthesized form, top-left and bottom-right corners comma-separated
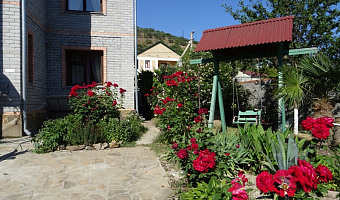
(301, 116, 315, 131)
(194, 116, 203, 123)
(191, 143, 198, 150)
(171, 142, 178, 149)
(225, 153, 230, 156)
(177, 148, 188, 159)
(311, 124, 330, 139)
(273, 170, 297, 197)
(256, 171, 274, 194)
(177, 103, 183, 107)
(144, 93, 149, 97)
(196, 128, 202, 133)
(315, 164, 333, 183)
(190, 138, 196, 143)
(198, 108, 209, 115)
(107, 81, 112, 87)
(119, 88, 126, 93)
(113, 83, 118, 87)
(289, 159, 318, 193)
(87, 90, 95, 97)
(192, 149, 216, 173)
(112, 100, 117, 106)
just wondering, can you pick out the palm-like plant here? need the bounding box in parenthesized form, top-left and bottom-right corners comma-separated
(300, 53, 340, 98)
(274, 65, 309, 135)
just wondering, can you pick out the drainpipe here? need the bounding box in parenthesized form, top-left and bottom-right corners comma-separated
(21, 0, 31, 136)
(134, 0, 139, 113)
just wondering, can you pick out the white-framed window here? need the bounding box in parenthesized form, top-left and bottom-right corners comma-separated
(145, 60, 150, 70)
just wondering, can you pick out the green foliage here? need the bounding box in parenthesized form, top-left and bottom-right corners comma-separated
(101, 113, 147, 143)
(224, 0, 340, 59)
(300, 53, 340, 98)
(274, 65, 309, 109)
(238, 123, 276, 173)
(180, 177, 232, 200)
(263, 130, 299, 172)
(202, 131, 251, 177)
(32, 114, 81, 153)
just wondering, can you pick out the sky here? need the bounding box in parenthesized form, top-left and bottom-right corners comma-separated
(137, 0, 240, 41)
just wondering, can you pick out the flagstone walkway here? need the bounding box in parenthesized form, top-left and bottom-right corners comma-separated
(0, 121, 172, 200)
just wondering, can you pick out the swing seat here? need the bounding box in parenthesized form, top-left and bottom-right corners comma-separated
(233, 110, 261, 125)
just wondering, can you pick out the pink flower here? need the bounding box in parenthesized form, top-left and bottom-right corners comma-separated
(236, 144, 240, 148)
(232, 189, 249, 200)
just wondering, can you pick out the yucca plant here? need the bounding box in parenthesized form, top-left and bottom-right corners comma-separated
(262, 130, 301, 172)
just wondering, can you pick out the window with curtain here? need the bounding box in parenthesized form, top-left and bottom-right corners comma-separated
(67, 0, 101, 12)
(66, 50, 103, 85)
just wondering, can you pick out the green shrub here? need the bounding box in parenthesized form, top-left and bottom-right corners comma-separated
(32, 114, 79, 153)
(101, 114, 147, 143)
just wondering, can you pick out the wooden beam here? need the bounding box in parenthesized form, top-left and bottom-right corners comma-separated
(190, 58, 213, 64)
(285, 47, 318, 56)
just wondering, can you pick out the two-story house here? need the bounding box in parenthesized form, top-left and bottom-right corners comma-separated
(0, 0, 135, 137)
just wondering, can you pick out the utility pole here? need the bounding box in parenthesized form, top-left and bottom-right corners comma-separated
(190, 31, 195, 50)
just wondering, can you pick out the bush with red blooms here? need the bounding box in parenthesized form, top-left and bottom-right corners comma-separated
(68, 81, 125, 123)
(256, 159, 333, 199)
(172, 137, 219, 185)
(145, 70, 209, 142)
(228, 171, 249, 200)
(301, 116, 334, 139)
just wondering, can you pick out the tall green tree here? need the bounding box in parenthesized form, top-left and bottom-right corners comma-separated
(224, 0, 340, 60)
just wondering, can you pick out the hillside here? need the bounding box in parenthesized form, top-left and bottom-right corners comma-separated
(137, 27, 198, 55)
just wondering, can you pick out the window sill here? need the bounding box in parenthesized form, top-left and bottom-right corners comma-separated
(62, 10, 106, 16)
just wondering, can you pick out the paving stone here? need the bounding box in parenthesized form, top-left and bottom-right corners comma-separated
(0, 121, 172, 199)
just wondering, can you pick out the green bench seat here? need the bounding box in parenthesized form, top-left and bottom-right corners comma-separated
(233, 110, 261, 125)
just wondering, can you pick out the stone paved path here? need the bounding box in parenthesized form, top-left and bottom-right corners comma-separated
(0, 122, 172, 200)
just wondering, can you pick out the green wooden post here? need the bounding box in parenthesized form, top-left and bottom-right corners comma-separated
(218, 79, 227, 132)
(278, 42, 286, 132)
(208, 56, 219, 129)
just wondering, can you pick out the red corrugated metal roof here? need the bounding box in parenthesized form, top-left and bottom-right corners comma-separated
(195, 16, 294, 52)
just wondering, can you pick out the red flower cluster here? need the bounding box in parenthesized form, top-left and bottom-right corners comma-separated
(163, 71, 197, 87)
(198, 108, 209, 115)
(315, 164, 333, 183)
(228, 171, 249, 200)
(301, 116, 334, 139)
(119, 88, 126, 93)
(192, 149, 216, 173)
(69, 84, 80, 97)
(163, 97, 174, 104)
(256, 159, 333, 197)
(176, 148, 188, 159)
(154, 105, 166, 115)
(194, 116, 203, 123)
(87, 90, 95, 97)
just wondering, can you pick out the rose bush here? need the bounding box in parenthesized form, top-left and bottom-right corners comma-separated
(68, 81, 125, 123)
(256, 159, 333, 199)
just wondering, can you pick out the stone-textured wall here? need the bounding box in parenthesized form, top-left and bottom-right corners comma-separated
(1, 0, 23, 137)
(46, 0, 135, 109)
